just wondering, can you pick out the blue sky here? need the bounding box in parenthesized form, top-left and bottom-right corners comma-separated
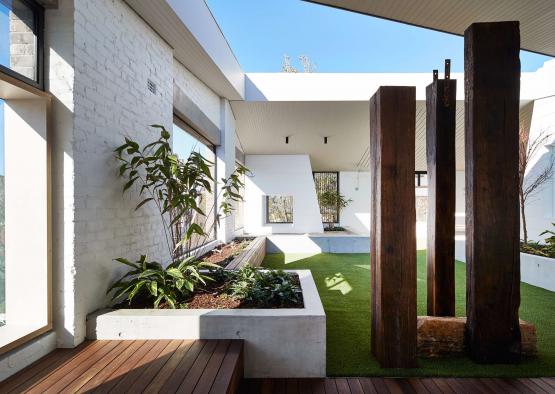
(206, 0, 553, 73)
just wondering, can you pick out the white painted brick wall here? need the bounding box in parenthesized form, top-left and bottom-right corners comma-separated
(70, 0, 174, 345)
(45, 0, 78, 348)
(40, 0, 235, 350)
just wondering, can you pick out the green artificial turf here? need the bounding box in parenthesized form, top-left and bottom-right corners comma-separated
(263, 251, 555, 377)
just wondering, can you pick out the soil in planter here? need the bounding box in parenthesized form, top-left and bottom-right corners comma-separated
(182, 273, 304, 309)
(113, 272, 304, 310)
(201, 237, 253, 267)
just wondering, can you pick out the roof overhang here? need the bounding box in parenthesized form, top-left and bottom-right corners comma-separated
(305, 0, 555, 56)
(124, 0, 244, 100)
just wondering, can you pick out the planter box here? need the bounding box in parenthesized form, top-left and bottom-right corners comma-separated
(86, 270, 325, 378)
(225, 236, 266, 269)
(521, 252, 555, 292)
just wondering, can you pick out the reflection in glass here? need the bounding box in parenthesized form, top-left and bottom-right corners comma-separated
(267, 196, 293, 223)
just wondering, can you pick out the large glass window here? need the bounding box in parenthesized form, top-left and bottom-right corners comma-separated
(266, 196, 294, 224)
(172, 119, 216, 252)
(0, 0, 43, 86)
(314, 171, 339, 224)
(0, 95, 49, 353)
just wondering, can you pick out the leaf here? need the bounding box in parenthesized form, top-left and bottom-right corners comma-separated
(148, 281, 158, 296)
(135, 198, 154, 210)
(123, 176, 139, 192)
(166, 268, 184, 280)
(113, 258, 139, 269)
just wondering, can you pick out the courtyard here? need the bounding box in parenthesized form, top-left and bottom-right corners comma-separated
(264, 251, 555, 377)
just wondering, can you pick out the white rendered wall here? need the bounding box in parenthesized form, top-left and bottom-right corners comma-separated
(339, 171, 370, 234)
(521, 63, 555, 242)
(244, 155, 323, 235)
(216, 99, 237, 243)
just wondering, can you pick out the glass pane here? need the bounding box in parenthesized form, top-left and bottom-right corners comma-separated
(0, 0, 38, 82)
(267, 196, 293, 223)
(172, 122, 216, 251)
(0, 99, 4, 327)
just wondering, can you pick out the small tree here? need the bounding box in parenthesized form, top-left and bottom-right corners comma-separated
(109, 126, 250, 308)
(317, 190, 352, 229)
(519, 128, 554, 243)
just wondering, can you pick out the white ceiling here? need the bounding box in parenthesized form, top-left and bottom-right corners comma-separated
(306, 0, 555, 56)
(232, 100, 534, 172)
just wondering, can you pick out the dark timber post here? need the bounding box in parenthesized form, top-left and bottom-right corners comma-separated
(370, 86, 417, 368)
(426, 60, 456, 316)
(465, 21, 521, 363)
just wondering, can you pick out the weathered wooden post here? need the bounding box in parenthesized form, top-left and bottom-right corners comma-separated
(370, 86, 417, 368)
(426, 60, 457, 317)
(465, 21, 522, 363)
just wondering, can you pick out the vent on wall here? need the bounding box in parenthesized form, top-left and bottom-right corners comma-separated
(147, 79, 157, 95)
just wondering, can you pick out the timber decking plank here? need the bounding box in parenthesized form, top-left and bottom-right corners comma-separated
(529, 378, 555, 393)
(75, 340, 146, 393)
(177, 340, 219, 394)
(324, 378, 339, 394)
(159, 339, 207, 392)
(58, 341, 133, 393)
(520, 378, 551, 394)
(24, 340, 113, 393)
(369, 378, 389, 394)
(431, 378, 455, 394)
(41, 340, 121, 393)
(0, 341, 95, 393)
(193, 340, 231, 394)
(209, 340, 243, 394)
(90, 339, 158, 394)
(110, 339, 171, 392)
(285, 378, 299, 393)
(347, 378, 365, 394)
(126, 339, 182, 393)
(358, 378, 378, 394)
(407, 378, 430, 394)
(143, 340, 195, 394)
(420, 378, 443, 394)
(335, 378, 351, 394)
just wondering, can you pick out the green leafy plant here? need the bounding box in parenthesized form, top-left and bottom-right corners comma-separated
(226, 265, 302, 307)
(520, 223, 555, 258)
(108, 255, 217, 308)
(109, 125, 250, 308)
(317, 190, 352, 229)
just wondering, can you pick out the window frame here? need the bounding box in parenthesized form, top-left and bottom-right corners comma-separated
(0, 71, 52, 356)
(172, 114, 218, 247)
(313, 171, 340, 224)
(0, 0, 45, 90)
(265, 195, 294, 224)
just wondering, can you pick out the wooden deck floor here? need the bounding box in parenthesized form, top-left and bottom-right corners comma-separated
(240, 377, 555, 393)
(0, 339, 243, 393)
(2, 340, 555, 393)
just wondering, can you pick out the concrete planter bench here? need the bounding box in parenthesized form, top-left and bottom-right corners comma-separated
(225, 236, 266, 269)
(521, 252, 555, 292)
(86, 270, 326, 378)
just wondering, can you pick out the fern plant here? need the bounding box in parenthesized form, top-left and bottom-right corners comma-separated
(109, 126, 250, 308)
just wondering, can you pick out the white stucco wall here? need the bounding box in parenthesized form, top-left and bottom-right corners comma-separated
(339, 171, 370, 234)
(521, 98, 555, 241)
(244, 155, 323, 234)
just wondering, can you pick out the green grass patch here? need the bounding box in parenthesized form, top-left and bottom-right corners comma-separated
(263, 251, 555, 377)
